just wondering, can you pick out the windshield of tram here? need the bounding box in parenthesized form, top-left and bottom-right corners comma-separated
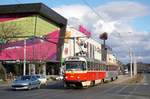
(65, 61, 86, 71)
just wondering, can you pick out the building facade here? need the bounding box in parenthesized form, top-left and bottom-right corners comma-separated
(62, 26, 102, 62)
(0, 3, 67, 75)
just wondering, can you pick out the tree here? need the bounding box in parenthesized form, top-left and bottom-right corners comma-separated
(0, 22, 23, 81)
(0, 22, 23, 43)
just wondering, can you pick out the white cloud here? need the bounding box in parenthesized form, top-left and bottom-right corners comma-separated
(96, 1, 149, 21)
(53, 4, 90, 19)
(53, 1, 150, 63)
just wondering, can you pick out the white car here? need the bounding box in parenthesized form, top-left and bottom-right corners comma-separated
(56, 75, 64, 80)
(35, 75, 48, 85)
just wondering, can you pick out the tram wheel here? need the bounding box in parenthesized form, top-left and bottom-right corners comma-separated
(90, 81, 95, 87)
(75, 83, 83, 89)
(111, 77, 114, 81)
(116, 76, 118, 79)
(64, 83, 70, 89)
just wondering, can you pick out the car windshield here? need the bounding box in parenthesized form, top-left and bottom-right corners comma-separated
(36, 75, 40, 78)
(65, 61, 86, 71)
(36, 75, 46, 78)
(20, 76, 31, 80)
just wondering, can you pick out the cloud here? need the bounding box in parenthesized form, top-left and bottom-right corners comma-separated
(53, 4, 90, 19)
(96, 1, 149, 21)
(53, 1, 150, 63)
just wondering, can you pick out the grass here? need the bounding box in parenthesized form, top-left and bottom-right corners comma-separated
(124, 73, 143, 84)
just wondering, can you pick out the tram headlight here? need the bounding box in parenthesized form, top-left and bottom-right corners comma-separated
(77, 76, 80, 79)
(65, 76, 68, 79)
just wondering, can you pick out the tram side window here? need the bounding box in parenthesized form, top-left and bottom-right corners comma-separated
(106, 66, 108, 71)
(96, 63, 98, 70)
(90, 62, 93, 70)
(93, 62, 96, 70)
(90, 62, 92, 70)
(87, 62, 90, 70)
(82, 62, 86, 70)
(98, 64, 100, 70)
(107, 66, 109, 71)
(93, 62, 95, 70)
(100, 65, 102, 70)
(91, 62, 94, 70)
(102, 65, 104, 70)
(103, 65, 106, 71)
(101, 65, 106, 71)
(96, 63, 99, 70)
(94, 63, 96, 70)
(99, 65, 101, 70)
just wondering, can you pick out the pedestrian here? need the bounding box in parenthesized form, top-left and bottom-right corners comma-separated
(9, 72, 13, 80)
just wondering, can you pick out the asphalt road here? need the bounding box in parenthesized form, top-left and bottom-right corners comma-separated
(0, 74, 150, 99)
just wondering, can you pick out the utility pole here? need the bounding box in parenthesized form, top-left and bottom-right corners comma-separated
(133, 55, 137, 76)
(115, 31, 134, 78)
(129, 49, 133, 77)
(23, 39, 26, 75)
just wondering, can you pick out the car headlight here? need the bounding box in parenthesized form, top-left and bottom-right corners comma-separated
(25, 83, 30, 85)
(11, 81, 16, 86)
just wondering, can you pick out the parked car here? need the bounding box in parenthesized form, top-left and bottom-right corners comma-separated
(56, 75, 64, 80)
(11, 75, 41, 90)
(35, 75, 48, 85)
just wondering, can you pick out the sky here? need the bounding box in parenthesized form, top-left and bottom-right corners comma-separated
(0, 0, 150, 63)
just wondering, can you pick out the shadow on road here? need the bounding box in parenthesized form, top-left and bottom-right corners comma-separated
(41, 81, 65, 90)
(41, 81, 87, 90)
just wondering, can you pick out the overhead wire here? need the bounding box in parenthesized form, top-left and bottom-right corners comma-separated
(81, 0, 104, 21)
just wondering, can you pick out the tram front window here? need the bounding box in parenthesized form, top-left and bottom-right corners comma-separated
(65, 61, 86, 71)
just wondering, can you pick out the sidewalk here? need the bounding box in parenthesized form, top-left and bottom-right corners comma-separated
(0, 80, 12, 87)
(111, 74, 131, 84)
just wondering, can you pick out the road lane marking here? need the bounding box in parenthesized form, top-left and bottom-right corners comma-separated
(115, 85, 129, 94)
(143, 82, 149, 85)
(101, 84, 123, 94)
(123, 85, 139, 99)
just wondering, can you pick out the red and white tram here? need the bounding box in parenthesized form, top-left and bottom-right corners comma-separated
(63, 56, 119, 88)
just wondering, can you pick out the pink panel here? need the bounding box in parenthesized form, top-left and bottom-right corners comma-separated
(79, 25, 91, 37)
(0, 30, 60, 61)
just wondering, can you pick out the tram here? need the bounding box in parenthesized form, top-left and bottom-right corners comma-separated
(63, 56, 118, 88)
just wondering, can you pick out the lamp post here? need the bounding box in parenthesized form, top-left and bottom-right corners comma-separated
(99, 32, 108, 62)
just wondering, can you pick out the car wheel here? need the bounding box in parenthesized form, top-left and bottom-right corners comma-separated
(45, 81, 48, 86)
(28, 86, 32, 90)
(12, 89, 16, 91)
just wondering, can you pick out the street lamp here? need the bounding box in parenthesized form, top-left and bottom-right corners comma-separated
(99, 32, 108, 62)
